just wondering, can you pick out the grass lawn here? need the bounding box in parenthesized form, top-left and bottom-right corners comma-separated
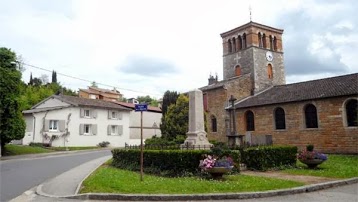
(80, 164, 304, 194)
(3, 144, 101, 156)
(4, 144, 54, 155)
(283, 154, 358, 178)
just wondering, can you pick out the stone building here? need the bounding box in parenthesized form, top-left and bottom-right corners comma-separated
(200, 21, 358, 154)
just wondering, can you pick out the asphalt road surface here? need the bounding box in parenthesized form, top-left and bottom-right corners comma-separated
(0, 149, 111, 201)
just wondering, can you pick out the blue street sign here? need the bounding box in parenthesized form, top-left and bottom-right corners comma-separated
(135, 104, 148, 112)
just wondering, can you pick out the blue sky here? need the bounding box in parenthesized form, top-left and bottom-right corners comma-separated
(1, 0, 357, 98)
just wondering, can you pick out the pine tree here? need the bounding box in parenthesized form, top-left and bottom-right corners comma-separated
(29, 72, 33, 85)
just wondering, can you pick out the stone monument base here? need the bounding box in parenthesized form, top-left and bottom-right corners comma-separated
(180, 131, 213, 150)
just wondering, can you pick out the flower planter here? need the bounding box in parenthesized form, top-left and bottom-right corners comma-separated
(299, 159, 325, 169)
(206, 166, 233, 179)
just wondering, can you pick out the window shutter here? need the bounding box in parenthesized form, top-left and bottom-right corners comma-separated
(107, 125, 111, 135)
(79, 124, 84, 135)
(80, 108, 84, 118)
(108, 110, 111, 119)
(45, 120, 49, 132)
(92, 110, 97, 119)
(118, 125, 123, 135)
(92, 124, 97, 135)
(59, 120, 66, 132)
(118, 112, 123, 120)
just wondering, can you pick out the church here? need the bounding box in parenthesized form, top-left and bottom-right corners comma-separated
(200, 21, 358, 154)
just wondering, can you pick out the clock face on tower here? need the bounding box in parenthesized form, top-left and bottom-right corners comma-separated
(266, 51, 273, 62)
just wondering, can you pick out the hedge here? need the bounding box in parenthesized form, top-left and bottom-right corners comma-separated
(241, 145, 297, 171)
(111, 149, 241, 177)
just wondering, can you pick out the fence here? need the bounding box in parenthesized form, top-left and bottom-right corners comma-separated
(124, 143, 213, 150)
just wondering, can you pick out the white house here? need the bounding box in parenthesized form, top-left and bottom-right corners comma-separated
(111, 101, 162, 145)
(22, 94, 131, 147)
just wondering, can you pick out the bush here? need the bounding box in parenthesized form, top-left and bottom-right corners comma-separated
(111, 149, 241, 177)
(241, 145, 297, 171)
(97, 141, 110, 147)
(29, 142, 51, 148)
(306, 144, 314, 152)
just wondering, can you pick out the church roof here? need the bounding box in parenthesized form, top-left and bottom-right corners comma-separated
(234, 73, 358, 109)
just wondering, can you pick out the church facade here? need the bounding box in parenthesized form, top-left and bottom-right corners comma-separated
(201, 21, 358, 154)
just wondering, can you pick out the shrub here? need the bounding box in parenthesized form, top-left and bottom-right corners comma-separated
(111, 149, 240, 177)
(29, 142, 51, 148)
(241, 145, 297, 171)
(97, 141, 110, 147)
(306, 144, 314, 152)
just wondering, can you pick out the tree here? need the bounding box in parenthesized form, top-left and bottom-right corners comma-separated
(161, 90, 179, 116)
(0, 47, 26, 155)
(91, 81, 98, 87)
(29, 72, 33, 85)
(136, 95, 159, 107)
(160, 94, 189, 140)
(39, 74, 49, 84)
(51, 70, 57, 83)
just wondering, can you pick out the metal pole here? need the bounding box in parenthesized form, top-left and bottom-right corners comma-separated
(140, 111, 143, 181)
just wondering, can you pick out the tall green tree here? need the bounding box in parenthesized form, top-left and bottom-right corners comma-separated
(136, 95, 159, 107)
(29, 72, 33, 85)
(51, 70, 57, 83)
(161, 90, 179, 116)
(160, 94, 189, 140)
(0, 47, 26, 154)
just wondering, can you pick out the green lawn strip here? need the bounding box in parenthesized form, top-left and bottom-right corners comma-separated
(49, 146, 99, 151)
(80, 166, 304, 194)
(4, 144, 54, 155)
(283, 155, 358, 178)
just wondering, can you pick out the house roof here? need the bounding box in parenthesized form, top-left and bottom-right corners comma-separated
(234, 73, 358, 109)
(54, 95, 130, 110)
(199, 81, 225, 91)
(28, 94, 131, 113)
(111, 101, 162, 113)
(89, 86, 121, 95)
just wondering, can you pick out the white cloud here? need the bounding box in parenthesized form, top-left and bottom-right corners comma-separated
(1, 0, 357, 99)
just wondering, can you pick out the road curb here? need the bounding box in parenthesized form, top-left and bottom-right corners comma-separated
(38, 177, 357, 201)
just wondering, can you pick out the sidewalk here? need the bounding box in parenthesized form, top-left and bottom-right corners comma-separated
(0, 148, 111, 161)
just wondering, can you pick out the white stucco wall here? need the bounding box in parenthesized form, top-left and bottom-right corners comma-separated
(22, 106, 130, 147)
(129, 111, 162, 145)
(35, 97, 70, 109)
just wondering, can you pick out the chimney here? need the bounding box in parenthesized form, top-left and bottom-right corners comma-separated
(208, 75, 217, 85)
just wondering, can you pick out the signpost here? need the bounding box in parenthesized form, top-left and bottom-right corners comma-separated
(135, 103, 148, 181)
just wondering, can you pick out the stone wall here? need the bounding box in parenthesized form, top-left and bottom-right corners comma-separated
(235, 96, 358, 154)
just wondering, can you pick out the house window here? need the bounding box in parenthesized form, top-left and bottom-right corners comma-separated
(232, 37, 236, 52)
(49, 120, 58, 131)
(111, 125, 117, 134)
(228, 39, 232, 53)
(112, 111, 116, 119)
(346, 99, 358, 127)
(89, 94, 96, 99)
(84, 124, 91, 135)
(84, 109, 90, 118)
(245, 110, 255, 131)
(211, 115, 217, 132)
(305, 104, 318, 128)
(262, 33, 267, 49)
(238, 36, 242, 50)
(242, 33, 247, 49)
(274, 107, 286, 130)
(258, 32, 262, 48)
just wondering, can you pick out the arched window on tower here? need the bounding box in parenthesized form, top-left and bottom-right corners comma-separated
(304, 104, 318, 128)
(228, 39, 232, 53)
(211, 115, 217, 132)
(262, 33, 267, 49)
(267, 64, 273, 79)
(258, 32, 262, 48)
(242, 33, 247, 49)
(269, 35, 273, 50)
(274, 107, 286, 130)
(273, 36, 277, 51)
(235, 65, 241, 76)
(238, 36, 242, 50)
(245, 110, 255, 131)
(346, 99, 358, 127)
(232, 37, 236, 52)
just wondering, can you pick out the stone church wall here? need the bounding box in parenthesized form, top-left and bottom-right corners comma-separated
(235, 96, 358, 154)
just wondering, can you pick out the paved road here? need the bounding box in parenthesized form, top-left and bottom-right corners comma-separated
(0, 150, 111, 201)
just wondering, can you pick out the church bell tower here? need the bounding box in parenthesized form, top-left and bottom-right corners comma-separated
(220, 22, 285, 93)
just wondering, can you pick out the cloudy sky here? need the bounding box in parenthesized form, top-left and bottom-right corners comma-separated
(1, 0, 357, 99)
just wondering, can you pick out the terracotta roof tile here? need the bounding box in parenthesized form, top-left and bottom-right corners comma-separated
(234, 73, 358, 109)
